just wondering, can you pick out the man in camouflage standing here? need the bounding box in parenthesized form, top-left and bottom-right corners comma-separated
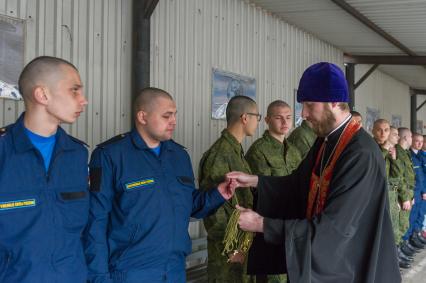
(199, 95, 260, 283)
(245, 100, 301, 283)
(372, 119, 409, 268)
(287, 119, 316, 159)
(396, 127, 418, 260)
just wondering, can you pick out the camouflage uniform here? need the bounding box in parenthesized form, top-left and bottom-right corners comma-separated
(395, 144, 415, 239)
(245, 131, 302, 283)
(199, 129, 254, 283)
(287, 120, 316, 159)
(380, 146, 403, 244)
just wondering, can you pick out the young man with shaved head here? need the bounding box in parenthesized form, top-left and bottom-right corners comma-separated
(245, 100, 301, 283)
(198, 95, 260, 283)
(372, 120, 409, 268)
(0, 56, 89, 282)
(84, 87, 236, 283)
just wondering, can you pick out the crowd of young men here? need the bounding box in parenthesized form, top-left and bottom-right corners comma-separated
(372, 119, 426, 270)
(1, 58, 414, 282)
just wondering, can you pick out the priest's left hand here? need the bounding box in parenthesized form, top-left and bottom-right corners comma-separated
(236, 205, 264, 233)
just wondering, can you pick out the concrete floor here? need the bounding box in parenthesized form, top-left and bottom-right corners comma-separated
(402, 248, 426, 283)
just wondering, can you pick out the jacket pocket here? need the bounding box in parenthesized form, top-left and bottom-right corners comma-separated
(56, 189, 89, 233)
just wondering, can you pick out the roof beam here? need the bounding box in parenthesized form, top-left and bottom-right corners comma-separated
(412, 88, 426, 95)
(344, 55, 426, 65)
(331, 0, 417, 56)
(354, 64, 378, 90)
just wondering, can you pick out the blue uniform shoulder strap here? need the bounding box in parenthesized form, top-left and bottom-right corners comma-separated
(97, 133, 128, 148)
(69, 135, 89, 147)
(0, 124, 12, 137)
(169, 139, 187, 150)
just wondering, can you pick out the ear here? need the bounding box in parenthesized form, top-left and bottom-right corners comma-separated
(264, 116, 270, 124)
(241, 113, 248, 125)
(136, 110, 147, 125)
(330, 102, 338, 108)
(33, 86, 49, 105)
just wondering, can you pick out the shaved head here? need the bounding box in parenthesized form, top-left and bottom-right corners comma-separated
(398, 127, 410, 138)
(18, 56, 78, 102)
(133, 87, 174, 116)
(373, 119, 389, 129)
(226, 95, 257, 125)
(267, 100, 290, 117)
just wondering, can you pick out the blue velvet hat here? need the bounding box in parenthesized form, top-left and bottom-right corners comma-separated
(297, 62, 349, 103)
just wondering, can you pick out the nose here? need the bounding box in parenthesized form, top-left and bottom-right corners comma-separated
(170, 114, 177, 126)
(80, 93, 88, 106)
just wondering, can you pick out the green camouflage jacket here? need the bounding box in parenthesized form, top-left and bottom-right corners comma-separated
(395, 144, 415, 201)
(245, 130, 302, 176)
(198, 129, 253, 241)
(287, 120, 316, 159)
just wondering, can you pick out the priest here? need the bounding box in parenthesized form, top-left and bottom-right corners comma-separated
(228, 62, 401, 283)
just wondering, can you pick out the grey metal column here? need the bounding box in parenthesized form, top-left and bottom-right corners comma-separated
(410, 89, 417, 133)
(345, 63, 355, 110)
(132, 0, 159, 118)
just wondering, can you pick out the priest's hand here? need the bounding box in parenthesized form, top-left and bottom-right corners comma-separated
(236, 205, 263, 233)
(226, 172, 258, 188)
(217, 178, 238, 200)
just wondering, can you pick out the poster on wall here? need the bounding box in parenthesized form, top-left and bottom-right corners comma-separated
(211, 68, 256, 120)
(416, 120, 423, 134)
(391, 115, 402, 128)
(0, 15, 24, 100)
(365, 107, 380, 133)
(293, 89, 303, 127)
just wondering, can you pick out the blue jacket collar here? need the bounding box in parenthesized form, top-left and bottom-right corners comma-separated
(130, 128, 173, 151)
(12, 113, 80, 153)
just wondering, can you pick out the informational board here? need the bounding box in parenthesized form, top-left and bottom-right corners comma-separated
(211, 68, 256, 120)
(0, 15, 24, 85)
(365, 107, 380, 133)
(293, 89, 303, 127)
(391, 115, 402, 128)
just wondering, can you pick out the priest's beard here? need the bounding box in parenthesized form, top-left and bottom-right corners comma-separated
(311, 105, 336, 137)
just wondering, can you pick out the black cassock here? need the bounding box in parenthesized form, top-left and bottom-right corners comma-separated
(255, 122, 401, 283)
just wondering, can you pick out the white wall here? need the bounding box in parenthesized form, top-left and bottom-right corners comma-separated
(0, 0, 133, 147)
(354, 65, 411, 131)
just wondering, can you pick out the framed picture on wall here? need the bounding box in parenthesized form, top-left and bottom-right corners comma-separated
(293, 89, 303, 127)
(211, 68, 256, 120)
(365, 107, 380, 133)
(416, 120, 423, 134)
(391, 115, 402, 128)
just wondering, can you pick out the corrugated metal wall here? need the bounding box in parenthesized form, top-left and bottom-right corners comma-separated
(0, 0, 133, 147)
(151, 0, 343, 176)
(354, 65, 411, 130)
(150, 0, 343, 243)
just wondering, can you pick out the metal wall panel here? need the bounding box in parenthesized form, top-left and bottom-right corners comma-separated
(151, 0, 343, 176)
(354, 64, 411, 130)
(0, 0, 133, 147)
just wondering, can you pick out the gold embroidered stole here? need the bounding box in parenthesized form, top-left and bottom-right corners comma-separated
(306, 118, 362, 220)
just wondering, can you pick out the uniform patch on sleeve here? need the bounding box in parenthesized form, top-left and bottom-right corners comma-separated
(0, 199, 36, 211)
(125, 178, 155, 190)
(89, 167, 102, 192)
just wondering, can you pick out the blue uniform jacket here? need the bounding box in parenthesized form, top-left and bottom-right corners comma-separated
(84, 129, 225, 283)
(0, 114, 89, 283)
(411, 149, 425, 195)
